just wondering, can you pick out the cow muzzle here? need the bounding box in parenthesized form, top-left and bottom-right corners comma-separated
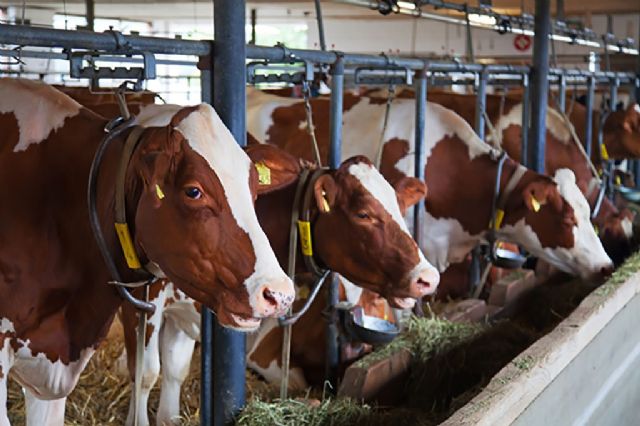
(252, 276, 296, 318)
(406, 263, 440, 298)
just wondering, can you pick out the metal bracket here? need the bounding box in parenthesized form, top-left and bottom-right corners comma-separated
(246, 59, 314, 85)
(68, 34, 156, 92)
(354, 65, 413, 86)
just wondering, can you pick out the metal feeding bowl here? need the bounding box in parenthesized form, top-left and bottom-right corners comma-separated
(616, 186, 640, 203)
(339, 304, 400, 345)
(492, 247, 527, 269)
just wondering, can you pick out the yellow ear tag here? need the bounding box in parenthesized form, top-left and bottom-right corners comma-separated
(494, 209, 505, 230)
(114, 223, 142, 269)
(321, 190, 331, 213)
(601, 144, 610, 161)
(594, 224, 600, 235)
(531, 196, 541, 213)
(615, 175, 622, 186)
(297, 220, 313, 256)
(155, 184, 165, 200)
(255, 162, 271, 185)
(297, 285, 310, 300)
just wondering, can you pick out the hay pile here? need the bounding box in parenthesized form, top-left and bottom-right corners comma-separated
(6, 319, 276, 425)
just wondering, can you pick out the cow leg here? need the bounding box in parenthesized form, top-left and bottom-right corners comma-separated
(0, 340, 14, 426)
(125, 294, 166, 426)
(157, 316, 196, 426)
(24, 391, 65, 426)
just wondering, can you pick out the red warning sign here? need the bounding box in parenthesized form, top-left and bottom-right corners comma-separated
(514, 34, 532, 51)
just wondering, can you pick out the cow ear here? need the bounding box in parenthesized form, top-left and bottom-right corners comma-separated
(623, 104, 640, 133)
(393, 177, 427, 215)
(313, 174, 337, 214)
(521, 178, 563, 213)
(245, 145, 301, 195)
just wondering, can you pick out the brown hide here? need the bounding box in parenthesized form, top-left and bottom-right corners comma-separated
(0, 79, 271, 374)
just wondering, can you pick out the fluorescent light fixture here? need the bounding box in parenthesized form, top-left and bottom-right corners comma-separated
(510, 27, 535, 36)
(396, 1, 416, 10)
(468, 13, 497, 26)
(605, 44, 639, 55)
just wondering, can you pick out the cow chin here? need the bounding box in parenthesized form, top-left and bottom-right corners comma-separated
(388, 297, 417, 310)
(217, 309, 262, 332)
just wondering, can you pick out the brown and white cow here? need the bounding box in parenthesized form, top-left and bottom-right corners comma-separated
(420, 91, 635, 265)
(118, 105, 440, 425)
(247, 88, 613, 278)
(0, 79, 295, 426)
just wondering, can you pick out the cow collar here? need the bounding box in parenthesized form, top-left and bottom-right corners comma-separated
(296, 168, 330, 277)
(87, 118, 158, 314)
(488, 152, 527, 240)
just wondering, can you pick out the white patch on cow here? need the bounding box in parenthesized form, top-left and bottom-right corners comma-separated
(493, 103, 571, 146)
(499, 169, 612, 278)
(10, 342, 94, 400)
(246, 88, 306, 144)
(634, 104, 640, 114)
(621, 217, 634, 240)
(0, 79, 81, 152)
(0, 318, 14, 335)
(175, 104, 292, 318)
(340, 278, 364, 306)
(134, 103, 181, 127)
(422, 213, 479, 272)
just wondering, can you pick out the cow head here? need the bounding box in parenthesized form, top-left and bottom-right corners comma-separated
(502, 168, 613, 279)
(311, 156, 439, 308)
(130, 105, 294, 331)
(598, 205, 635, 265)
(250, 146, 440, 309)
(608, 103, 640, 158)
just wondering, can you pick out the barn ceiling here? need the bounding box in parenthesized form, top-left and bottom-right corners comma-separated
(1, 0, 638, 16)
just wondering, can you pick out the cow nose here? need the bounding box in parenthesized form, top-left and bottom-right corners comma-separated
(255, 278, 295, 318)
(600, 265, 614, 278)
(409, 267, 440, 298)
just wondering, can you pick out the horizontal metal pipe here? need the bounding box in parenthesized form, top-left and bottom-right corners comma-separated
(0, 24, 210, 55)
(0, 48, 197, 66)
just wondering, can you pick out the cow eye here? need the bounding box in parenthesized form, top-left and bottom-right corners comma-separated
(185, 187, 202, 199)
(356, 211, 370, 220)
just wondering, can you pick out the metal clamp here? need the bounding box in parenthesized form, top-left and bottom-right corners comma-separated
(354, 65, 413, 86)
(68, 48, 156, 91)
(246, 58, 314, 85)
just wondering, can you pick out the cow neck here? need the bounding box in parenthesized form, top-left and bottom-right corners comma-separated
(294, 167, 330, 277)
(88, 119, 158, 314)
(490, 154, 527, 236)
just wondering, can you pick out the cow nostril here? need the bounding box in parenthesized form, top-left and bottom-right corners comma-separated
(417, 278, 431, 288)
(262, 288, 279, 308)
(601, 266, 614, 277)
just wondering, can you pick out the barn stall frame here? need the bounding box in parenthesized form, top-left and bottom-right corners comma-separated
(0, 1, 639, 422)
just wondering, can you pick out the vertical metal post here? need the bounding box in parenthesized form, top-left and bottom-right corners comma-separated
(250, 9, 257, 45)
(609, 77, 619, 111)
(521, 73, 530, 166)
(558, 72, 566, 113)
(474, 71, 487, 140)
(85, 0, 95, 31)
(199, 65, 214, 426)
(325, 56, 344, 390)
(584, 76, 595, 159)
(413, 67, 427, 250)
(528, 0, 551, 173)
(556, 0, 565, 22)
(464, 5, 475, 63)
(314, 0, 327, 51)
(211, 1, 246, 424)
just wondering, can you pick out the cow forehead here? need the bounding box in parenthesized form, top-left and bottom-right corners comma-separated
(0, 79, 81, 152)
(553, 168, 590, 221)
(347, 162, 411, 235)
(174, 104, 281, 299)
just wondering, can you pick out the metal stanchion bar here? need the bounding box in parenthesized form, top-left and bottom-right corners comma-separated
(584, 76, 596, 159)
(325, 56, 345, 391)
(413, 67, 427, 250)
(528, 0, 551, 174)
(211, 0, 247, 424)
(521, 73, 531, 167)
(475, 70, 488, 140)
(558, 73, 566, 113)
